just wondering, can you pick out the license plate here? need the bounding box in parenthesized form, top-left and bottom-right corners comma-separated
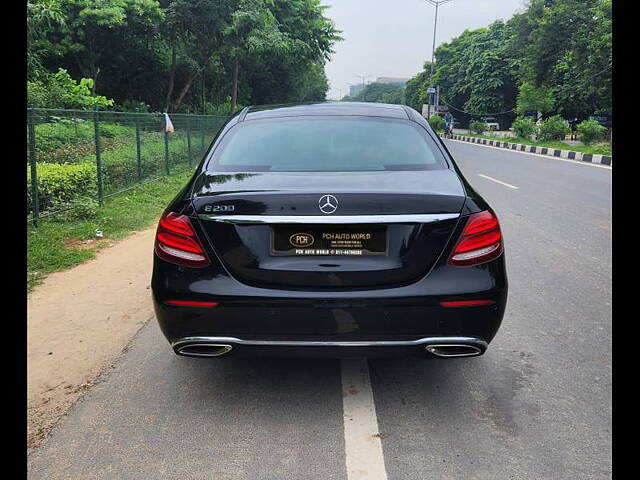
(271, 225, 388, 256)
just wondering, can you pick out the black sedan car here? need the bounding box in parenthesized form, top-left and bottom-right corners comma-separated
(151, 102, 507, 359)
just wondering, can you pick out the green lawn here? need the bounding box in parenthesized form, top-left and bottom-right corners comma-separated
(461, 132, 612, 156)
(27, 171, 192, 292)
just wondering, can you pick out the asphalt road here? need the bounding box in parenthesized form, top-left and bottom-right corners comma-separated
(27, 140, 612, 480)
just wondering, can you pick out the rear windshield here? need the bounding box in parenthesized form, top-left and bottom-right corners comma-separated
(207, 116, 448, 172)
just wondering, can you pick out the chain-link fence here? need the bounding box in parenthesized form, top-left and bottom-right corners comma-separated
(27, 108, 229, 226)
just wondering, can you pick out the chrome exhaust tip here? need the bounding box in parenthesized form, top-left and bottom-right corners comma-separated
(425, 344, 482, 358)
(176, 343, 233, 357)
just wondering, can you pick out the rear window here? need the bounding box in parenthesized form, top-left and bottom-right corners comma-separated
(207, 116, 448, 172)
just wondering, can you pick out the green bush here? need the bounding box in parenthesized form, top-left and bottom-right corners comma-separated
(537, 115, 570, 141)
(28, 69, 114, 109)
(470, 120, 487, 134)
(576, 118, 606, 145)
(511, 116, 536, 139)
(428, 115, 445, 132)
(27, 162, 97, 214)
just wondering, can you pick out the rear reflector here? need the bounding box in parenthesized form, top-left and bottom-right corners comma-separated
(155, 212, 210, 268)
(440, 300, 495, 307)
(448, 210, 503, 267)
(165, 300, 219, 307)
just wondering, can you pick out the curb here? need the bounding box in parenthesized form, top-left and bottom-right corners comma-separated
(445, 134, 612, 167)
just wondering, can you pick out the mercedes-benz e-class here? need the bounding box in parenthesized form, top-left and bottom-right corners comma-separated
(151, 102, 507, 359)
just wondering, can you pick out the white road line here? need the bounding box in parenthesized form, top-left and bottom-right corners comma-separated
(341, 358, 388, 480)
(446, 137, 612, 170)
(477, 173, 519, 189)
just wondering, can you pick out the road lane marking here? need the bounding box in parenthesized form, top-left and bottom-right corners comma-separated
(445, 137, 612, 170)
(341, 358, 388, 480)
(477, 173, 519, 189)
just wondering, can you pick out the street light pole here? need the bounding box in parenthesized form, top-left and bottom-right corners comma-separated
(425, 0, 453, 116)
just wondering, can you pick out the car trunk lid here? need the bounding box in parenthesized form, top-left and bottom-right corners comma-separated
(192, 170, 466, 289)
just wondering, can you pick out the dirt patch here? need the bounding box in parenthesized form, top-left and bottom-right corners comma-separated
(27, 228, 157, 450)
(63, 237, 113, 250)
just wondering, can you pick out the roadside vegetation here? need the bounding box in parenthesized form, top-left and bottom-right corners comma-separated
(461, 132, 611, 156)
(461, 114, 611, 155)
(27, 0, 341, 113)
(28, 115, 216, 217)
(27, 0, 342, 286)
(27, 171, 192, 291)
(342, 0, 611, 153)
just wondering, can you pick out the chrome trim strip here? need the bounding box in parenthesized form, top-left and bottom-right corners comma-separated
(197, 213, 460, 225)
(172, 336, 486, 349)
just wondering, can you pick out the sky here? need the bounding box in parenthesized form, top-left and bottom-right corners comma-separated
(321, 0, 527, 100)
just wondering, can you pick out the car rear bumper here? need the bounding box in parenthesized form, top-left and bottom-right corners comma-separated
(153, 289, 506, 358)
(171, 335, 488, 358)
(152, 252, 508, 359)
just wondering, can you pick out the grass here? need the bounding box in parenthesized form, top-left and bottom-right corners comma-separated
(461, 132, 612, 156)
(27, 170, 192, 292)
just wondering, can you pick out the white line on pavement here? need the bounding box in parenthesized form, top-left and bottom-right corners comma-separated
(341, 358, 388, 480)
(446, 137, 612, 170)
(477, 173, 519, 189)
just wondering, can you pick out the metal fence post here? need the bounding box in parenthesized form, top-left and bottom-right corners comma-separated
(187, 114, 193, 167)
(201, 117, 205, 153)
(28, 108, 39, 227)
(93, 106, 103, 205)
(135, 114, 142, 182)
(164, 114, 170, 175)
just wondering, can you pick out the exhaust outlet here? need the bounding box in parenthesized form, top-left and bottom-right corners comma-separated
(176, 343, 233, 357)
(425, 344, 482, 358)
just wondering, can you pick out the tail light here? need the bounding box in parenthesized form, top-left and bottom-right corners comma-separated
(447, 210, 503, 267)
(155, 212, 210, 267)
(165, 300, 219, 307)
(440, 300, 495, 307)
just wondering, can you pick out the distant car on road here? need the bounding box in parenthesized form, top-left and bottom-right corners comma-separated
(152, 102, 508, 360)
(482, 117, 500, 130)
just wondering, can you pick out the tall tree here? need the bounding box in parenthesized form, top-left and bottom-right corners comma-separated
(162, 0, 237, 111)
(224, 0, 289, 113)
(46, 0, 163, 92)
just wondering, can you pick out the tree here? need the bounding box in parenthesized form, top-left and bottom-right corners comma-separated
(224, 0, 288, 113)
(404, 66, 432, 112)
(162, 0, 237, 111)
(508, 0, 611, 118)
(516, 81, 555, 119)
(27, 0, 341, 111)
(431, 22, 517, 122)
(379, 87, 405, 105)
(46, 0, 163, 93)
(27, 0, 67, 80)
(28, 68, 114, 108)
(227, 0, 341, 107)
(404, 0, 611, 124)
(353, 82, 403, 103)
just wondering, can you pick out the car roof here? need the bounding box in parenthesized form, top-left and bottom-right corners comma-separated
(243, 102, 410, 121)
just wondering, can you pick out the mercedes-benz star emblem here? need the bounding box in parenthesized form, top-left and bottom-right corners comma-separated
(318, 194, 338, 214)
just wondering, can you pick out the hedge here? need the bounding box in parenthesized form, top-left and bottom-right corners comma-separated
(27, 162, 97, 214)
